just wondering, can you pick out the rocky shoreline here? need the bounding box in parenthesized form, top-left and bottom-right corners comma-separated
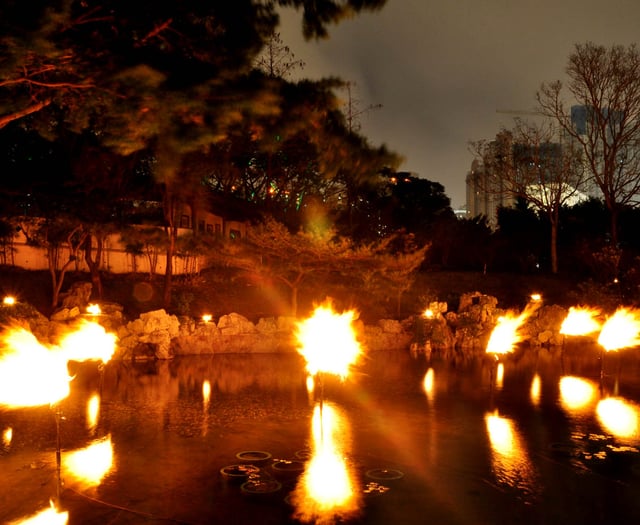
(1, 286, 574, 361)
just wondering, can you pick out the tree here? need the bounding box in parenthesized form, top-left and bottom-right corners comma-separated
(254, 32, 305, 79)
(212, 216, 427, 317)
(1, 1, 391, 308)
(471, 119, 587, 273)
(537, 42, 640, 246)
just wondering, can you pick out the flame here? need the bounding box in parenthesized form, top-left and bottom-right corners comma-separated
(560, 306, 601, 336)
(86, 303, 101, 316)
(9, 500, 68, 525)
(295, 302, 362, 379)
(201, 314, 212, 323)
(596, 398, 639, 439)
(486, 304, 536, 356)
(3, 295, 16, 306)
(63, 434, 114, 487)
(423, 308, 434, 319)
(559, 376, 597, 412)
(0, 328, 71, 407)
(291, 402, 360, 523)
(58, 320, 117, 364)
(598, 307, 640, 351)
(87, 394, 100, 432)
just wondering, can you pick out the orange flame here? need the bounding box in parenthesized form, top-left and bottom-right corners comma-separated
(598, 307, 640, 351)
(295, 301, 362, 380)
(0, 328, 71, 407)
(486, 306, 533, 356)
(560, 306, 601, 336)
(58, 320, 117, 364)
(3, 296, 16, 306)
(86, 303, 101, 316)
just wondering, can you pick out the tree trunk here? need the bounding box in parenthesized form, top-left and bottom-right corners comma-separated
(83, 234, 104, 299)
(550, 218, 558, 274)
(163, 228, 176, 309)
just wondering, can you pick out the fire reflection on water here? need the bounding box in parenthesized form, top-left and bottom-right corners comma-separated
(86, 394, 100, 433)
(559, 376, 597, 412)
(291, 402, 361, 524)
(596, 397, 639, 440)
(62, 435, 114, 488)
(9, 501, 68, 525)
(484, 410, 540, 500)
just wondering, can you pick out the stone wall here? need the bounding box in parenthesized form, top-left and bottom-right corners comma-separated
(0, 288, 572, 361)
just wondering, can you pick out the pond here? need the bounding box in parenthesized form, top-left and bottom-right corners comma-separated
(1, 346, 640, 524)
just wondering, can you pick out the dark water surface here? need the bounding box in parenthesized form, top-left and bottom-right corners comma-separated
(1, 346, 640, 524)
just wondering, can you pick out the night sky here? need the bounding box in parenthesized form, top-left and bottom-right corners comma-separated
(279, 0, 640, 209)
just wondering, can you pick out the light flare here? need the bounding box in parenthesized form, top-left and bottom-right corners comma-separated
(560, 306, 601, 336)
(3, 295, 16, 306)
(598, 307, 640, 351)
(295, 301, 362, 380)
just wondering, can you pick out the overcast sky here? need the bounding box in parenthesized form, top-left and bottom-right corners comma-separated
(278, 0, 640, 208)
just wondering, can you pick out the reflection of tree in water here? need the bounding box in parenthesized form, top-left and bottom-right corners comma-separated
(101, 355, 310, 433)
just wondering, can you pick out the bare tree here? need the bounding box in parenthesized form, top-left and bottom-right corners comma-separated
(537, 42, 640, 245)
(254, 32, 305, 79)
(470, 119, 586, 273)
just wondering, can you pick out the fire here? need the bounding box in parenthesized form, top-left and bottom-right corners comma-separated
(0, 328, 71, 407)
(63, 434, 114, 487)
(86, 303, 101, 315)
(9, 500, 68, 525)
(423, 308, 434, 319)
(201, 314, 212, 323)
(295, 302, 362, 380)
(597, 307, 640, 351)
(3, 295, 16, 306)
(560, 306, 601, 336)
(58, 320, 117, 364)
(291, 402, 360, 523)
(486, 310, 529, 356)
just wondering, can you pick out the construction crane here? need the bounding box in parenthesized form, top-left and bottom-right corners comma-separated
(496, 109, 542, 117)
